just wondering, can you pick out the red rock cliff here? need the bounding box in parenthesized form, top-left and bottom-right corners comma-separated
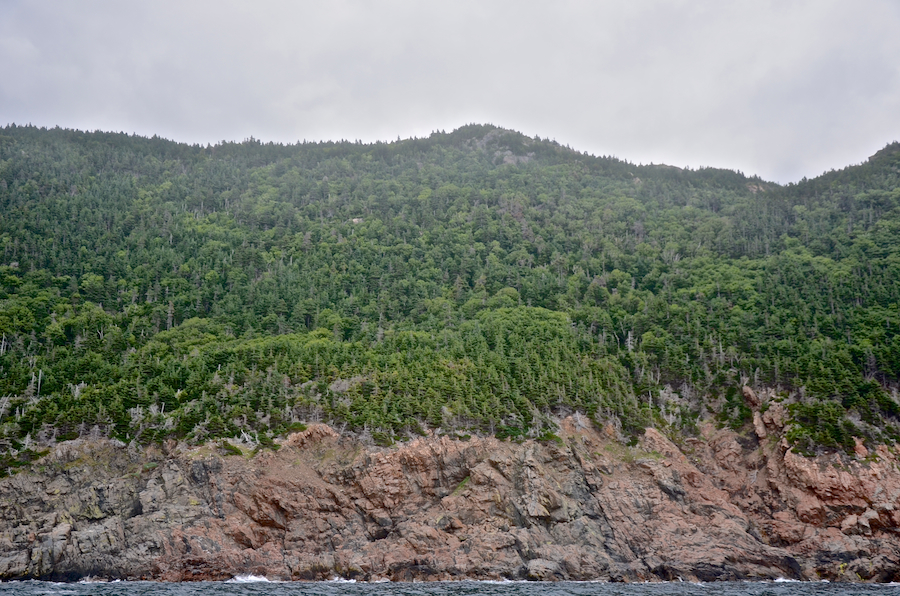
(2, 392, 900, 582)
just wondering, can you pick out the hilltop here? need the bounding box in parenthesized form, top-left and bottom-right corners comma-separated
(0, 124, 898, 464)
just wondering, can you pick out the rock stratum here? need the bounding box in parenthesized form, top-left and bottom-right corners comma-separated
(3, 388, 900, 582)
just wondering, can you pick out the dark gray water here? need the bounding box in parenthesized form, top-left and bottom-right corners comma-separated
(1, 580, 899, 596)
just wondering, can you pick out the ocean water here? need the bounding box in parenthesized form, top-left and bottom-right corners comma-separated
(0, 579, 898, 596)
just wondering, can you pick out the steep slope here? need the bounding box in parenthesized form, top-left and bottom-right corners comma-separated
(0, 125, 898, 460)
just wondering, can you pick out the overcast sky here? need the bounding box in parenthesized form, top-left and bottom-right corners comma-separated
(1, 1, 899, 183)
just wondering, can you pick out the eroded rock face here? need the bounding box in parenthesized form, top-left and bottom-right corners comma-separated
(2, 403, 900, 582)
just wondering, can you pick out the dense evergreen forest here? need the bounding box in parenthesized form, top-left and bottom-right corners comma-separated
(0, 123, 898, 468)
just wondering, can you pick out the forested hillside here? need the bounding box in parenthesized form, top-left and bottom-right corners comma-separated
(0, 124, 898, 467)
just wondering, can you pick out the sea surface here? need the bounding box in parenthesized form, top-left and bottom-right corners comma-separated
(1, 579, 899, 596)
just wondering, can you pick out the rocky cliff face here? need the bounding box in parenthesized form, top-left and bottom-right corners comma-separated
(2, 388, 900, 582)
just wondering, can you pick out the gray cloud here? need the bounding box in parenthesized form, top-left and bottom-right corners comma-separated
(1, 0, 899, 182)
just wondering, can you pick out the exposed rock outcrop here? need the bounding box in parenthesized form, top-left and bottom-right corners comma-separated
(2, 391, 900, 582)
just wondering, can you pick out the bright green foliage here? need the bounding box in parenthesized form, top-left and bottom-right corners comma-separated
(0, 125, 898, 456)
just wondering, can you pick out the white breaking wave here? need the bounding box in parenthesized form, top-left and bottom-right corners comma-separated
(227, 574, 271, 583)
